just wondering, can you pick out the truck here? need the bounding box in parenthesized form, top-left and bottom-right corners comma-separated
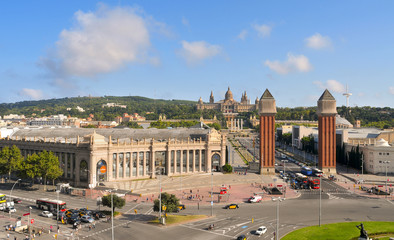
(248, 195, 263, 203)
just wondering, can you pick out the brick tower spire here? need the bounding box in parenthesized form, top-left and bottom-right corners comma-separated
(259, 89, 276, 175)
(317, 89, 337, 174)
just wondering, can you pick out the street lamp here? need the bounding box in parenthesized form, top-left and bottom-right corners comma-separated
(107, 189, 117, 240)
(10, 178, 21, 203)
(56, 190, 60, 232)
(319, 174, 322, 227)
(28, 206, 32, 239)
(211, 171, 213, 217)
(384, 161, 391, 198)
(272, 197, 284, 240)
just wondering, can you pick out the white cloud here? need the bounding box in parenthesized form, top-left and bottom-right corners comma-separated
(253, 24, 271, 38)
(18, 88, 43, 100)
(389, 87, 394, 95)
(305, 33, 332, 49)
(264, 53, 312, 74)
(41, 5, 157, 77)
(178, 40, 221, 64)
(313, 79, 345, 93)
(237, 30, 248, 40)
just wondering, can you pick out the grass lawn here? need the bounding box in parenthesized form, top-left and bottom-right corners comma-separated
(282, 222, 394, 240)
(149, 215, 207, 225)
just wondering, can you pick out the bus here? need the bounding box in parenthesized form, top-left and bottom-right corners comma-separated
(0, 194, 6, 204)
(36, 198, 67, 212)
(312, 168, 323, 177)
(301, 167, 313, 176)
(308, 178, 320, 189)
(295, 173, 308, 184)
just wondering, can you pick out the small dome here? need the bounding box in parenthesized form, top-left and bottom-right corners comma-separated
(225, 87, 234, 101)
(376, 138, 390, 147)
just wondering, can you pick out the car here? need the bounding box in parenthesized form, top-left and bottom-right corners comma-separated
(5, 207, 16, 213)
(237, 234, 247, 240)
(81, 215, 95, 223)
(41, 211, 53, 218)
(91, 211, 106, 219)
(177, 204, 186, 210)
(248, 195, 262, 203)
(224, 204, 239, 209)
(67, 215, 81, 224)
(12, 198, 22, 204)
(255, 226, 267, 235)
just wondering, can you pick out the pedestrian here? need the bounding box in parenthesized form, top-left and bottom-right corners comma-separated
(7, 233, 9, 239)
(93, 222, 96, 229)
(50, 225, 53, 232)
(89, 225, 92, 231)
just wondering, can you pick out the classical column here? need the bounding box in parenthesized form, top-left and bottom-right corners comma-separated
(186, 150, 190, 173)
(259, 89, 277, 175)
(317, 89, 337, 174)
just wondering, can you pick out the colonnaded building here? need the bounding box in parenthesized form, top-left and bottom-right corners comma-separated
(0, 127, 226, 188)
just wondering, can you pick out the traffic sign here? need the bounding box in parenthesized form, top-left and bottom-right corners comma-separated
(378, 185, 383, 188)
(31, 219, 34, 224)
(277, 185, 283, 187)
(23, 213, 30, 216)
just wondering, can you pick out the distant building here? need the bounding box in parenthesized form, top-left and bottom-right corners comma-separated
(3, 114, 25, 119)
(102, 103, 127, 109)
(0, 127, 227, 188)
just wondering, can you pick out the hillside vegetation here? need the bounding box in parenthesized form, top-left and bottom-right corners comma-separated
(0, 96, 392, 129)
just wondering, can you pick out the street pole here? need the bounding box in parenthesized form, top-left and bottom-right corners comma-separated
(111, 192, 114, 240)
(384, 161, 390, 199)
(272, 197, 283, 240)
(10, 179, 21, 203)
(319, 175, 321, 227)
(56, 190, 60, 232)
(211, 172, 213, 217)
(28, 206, 32, 239)
(159, 168, 162, 220)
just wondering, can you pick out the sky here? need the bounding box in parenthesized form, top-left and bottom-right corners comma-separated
(1, 1, 394, 108)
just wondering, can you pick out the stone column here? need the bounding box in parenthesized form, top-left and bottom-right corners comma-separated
(259, 89, 277, 175)
(317, 89, 337, 174)
(186, 150, 190, 173)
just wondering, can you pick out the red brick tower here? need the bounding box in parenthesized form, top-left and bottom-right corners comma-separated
(317, 89, 337, 174)
(259, 89, 276, 175)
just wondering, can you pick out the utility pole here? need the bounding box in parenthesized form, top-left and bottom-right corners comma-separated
(211, 172, 213, 216)
(319, 174, 322, 227)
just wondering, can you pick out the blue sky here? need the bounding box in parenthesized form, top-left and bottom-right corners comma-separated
(1, 1, 394, 107)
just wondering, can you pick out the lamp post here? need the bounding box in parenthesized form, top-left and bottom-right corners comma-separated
(56, 190, 60, 231)
(10, 179, 21, 203)
(211, 172, 213, 217)
(319, 174, 322, 227)
(384, 161, 391, 199)
(28, 206, 32, 239)
(272, 197, 284, 240)
(107, 189, 116, 240)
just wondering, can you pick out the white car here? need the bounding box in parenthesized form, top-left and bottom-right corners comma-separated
(255, 226, 267, 235)
(41, 211, 53, 218)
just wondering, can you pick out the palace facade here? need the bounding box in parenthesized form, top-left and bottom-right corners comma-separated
(0, 127, 226, 188)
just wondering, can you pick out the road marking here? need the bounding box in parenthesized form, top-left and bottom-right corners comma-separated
(179, 224, 234, 238)
(124, 203, 142, 214)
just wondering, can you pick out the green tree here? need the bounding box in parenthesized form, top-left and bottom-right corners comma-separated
(153, 192, 179, 213)
(207, 123, 221, 130)
(18, 153, 41, 181)
(222, 164, 233, 173)
(0, 145, 23, 179)
(102, 194, 126, 212)
(37, 150, 61, 190)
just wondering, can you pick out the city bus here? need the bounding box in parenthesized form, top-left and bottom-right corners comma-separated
(295, 173, 308, 184)
(0, 194, 6, 204)
(308, 178, 320, 189)
(36, 198, 67, 212)
(301, 167, 313, 176)
(312, 168, 323, 177)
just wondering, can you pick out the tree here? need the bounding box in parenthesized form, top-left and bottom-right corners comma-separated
(207, 123, 221, 130)
(0, 145, 23, 179)
(153, 192, 179, 213)
(102, 194, 126, 212)
(37, 150, 62, 190)
(222, 164, 233, 173)
(18, 153, 41, 181)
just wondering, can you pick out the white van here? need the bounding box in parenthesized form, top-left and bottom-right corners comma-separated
(248, 195, 262, 203)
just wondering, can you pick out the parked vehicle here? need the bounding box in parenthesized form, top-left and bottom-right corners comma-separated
(81, 215, 95, 223)
(13, 198, 22, 204)
(248, 195, 262, 203)
(41, 211, 53, 218)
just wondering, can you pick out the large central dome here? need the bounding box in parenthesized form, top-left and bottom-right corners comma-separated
(225, 87, 234, 101)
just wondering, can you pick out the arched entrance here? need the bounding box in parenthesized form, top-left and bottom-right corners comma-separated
(211, 153, 221, 172)
(80, 160, 88, 182)
(96, 160, 107, 182)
